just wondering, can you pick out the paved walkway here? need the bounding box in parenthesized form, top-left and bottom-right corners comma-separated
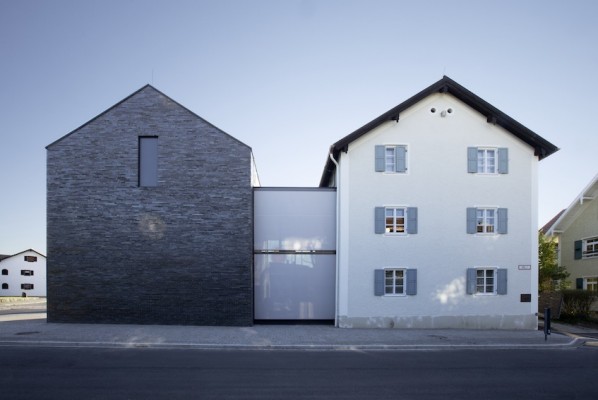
(0, 298, 596, 350)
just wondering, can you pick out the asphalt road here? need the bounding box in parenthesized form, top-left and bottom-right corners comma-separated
(1, 346, 597, 399)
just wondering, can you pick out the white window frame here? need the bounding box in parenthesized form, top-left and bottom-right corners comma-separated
(385, 146, 396, 172)
(583, 236, 598, 259)
(475, 267, 497, 295)
(476, 208, 496, 234)
(585, 276, 598, 291)
(383, 145, 407, 173)
(385, 207, 407, 235)
(477, 148, 497, 174)
(384, 268, 406, 296)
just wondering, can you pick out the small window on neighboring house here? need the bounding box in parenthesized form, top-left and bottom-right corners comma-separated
(467, 208, 508, 234)
(466, 268, 507, 295)
(374, 269, 417, 296)
(1, 283, 8, 290)
(139, 136, 158, 187)
(586, 277, 598, 291)
(21, 270, 34, 276)
(375, 145, 407, 173)
(24, 256, 37, 262)
(1, 269, 7, 275)
(21, 283, 34, 290)
(577, 237, 598, 259)
(467, 147, 508, 174)
(375, 207, 418, 235)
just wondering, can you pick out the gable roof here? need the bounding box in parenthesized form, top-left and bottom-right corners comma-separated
(0, 249, 46, 262)
(540, 209, 566, 235)
(319, 76, 559, 186)
(545, 173, 598, 236)
(46, 84, 251, 150)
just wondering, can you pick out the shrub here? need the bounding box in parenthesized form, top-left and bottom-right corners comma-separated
(560, 290, 597, 320)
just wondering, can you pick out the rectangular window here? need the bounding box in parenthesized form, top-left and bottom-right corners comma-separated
(385, 207, 406, 234)
(385, 269, 405, 295)
(24, 256, 37, 262)
(476, 208, 495, 233)
(21, 283, 34, 290)
(21, 270, 34, 276)
(385, 147, 396, 172)
(375, 145, 407, 173)
(586, 277, 598, 291)
(139, 136, 158, 187)
(468, 147, 508, 174)
(467, 268, 507, 295)
(583, 237, 598, 259)
(477, 148, 496, 173)
(375, 268, 417, 296)
(376, 207, 418, 235)
(476, 269, 495, 294)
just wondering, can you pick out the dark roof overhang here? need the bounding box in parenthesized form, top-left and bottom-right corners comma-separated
(319, 76, 559, 186)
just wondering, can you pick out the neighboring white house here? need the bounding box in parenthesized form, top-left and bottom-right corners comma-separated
(320, 76, 558, 329)
(545, 173, 598, 293)
(0, 249, 46, 297)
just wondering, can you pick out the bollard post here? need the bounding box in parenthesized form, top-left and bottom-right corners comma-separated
(544, 307, 551, 341)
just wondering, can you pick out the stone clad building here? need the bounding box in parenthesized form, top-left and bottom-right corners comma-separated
(46, 85, 257, 325)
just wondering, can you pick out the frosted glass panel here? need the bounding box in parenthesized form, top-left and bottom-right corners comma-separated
(254, 189, 336, 251)
(254, 254, 335, 320)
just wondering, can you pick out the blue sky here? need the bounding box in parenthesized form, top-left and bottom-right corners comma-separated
(1, 0, 597, 255)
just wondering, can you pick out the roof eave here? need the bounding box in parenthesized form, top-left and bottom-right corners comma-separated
(319, 76, 559, 184)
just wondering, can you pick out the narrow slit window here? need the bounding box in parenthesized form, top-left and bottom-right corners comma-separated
(139, 136, 158, 187)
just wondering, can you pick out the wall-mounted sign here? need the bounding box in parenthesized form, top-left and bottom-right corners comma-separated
(520, 294, 532, 302)
(518, 265, 531, 270)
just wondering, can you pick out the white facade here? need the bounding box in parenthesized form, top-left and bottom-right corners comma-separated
(0, 249, 46, 297)
(323, 77, 557, 329)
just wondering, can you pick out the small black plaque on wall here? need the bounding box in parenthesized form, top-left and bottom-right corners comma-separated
(520, 294, 532, 303)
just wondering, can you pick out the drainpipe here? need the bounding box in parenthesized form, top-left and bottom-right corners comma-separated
(329, 152, 341, 327)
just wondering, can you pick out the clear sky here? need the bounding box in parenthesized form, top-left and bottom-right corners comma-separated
(1, 0, 597, 255)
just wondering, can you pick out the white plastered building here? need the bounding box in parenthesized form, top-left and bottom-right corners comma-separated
(319, 76, 558, 329)
(0, 249, 47, 297)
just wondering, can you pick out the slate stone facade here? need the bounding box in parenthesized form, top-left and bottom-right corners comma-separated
(47, 85, 254, 326)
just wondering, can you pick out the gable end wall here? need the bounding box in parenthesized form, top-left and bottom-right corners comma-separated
(47, 87, 253, 326)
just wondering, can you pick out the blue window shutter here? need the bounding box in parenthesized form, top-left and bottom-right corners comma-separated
(374, 269, 385, 296)
(497, 208, 508, 234)
(375, 207, 385, 234)
(574, 240, 583, 260)
(396, 146, 407, 172)
(467, 147, 478, 173)
(375, 145, 385, 172)
(466, 268, 477, 294)
(466, 208, 477, 234)
(497, 269, 508, 295)
(406, 269, 417, 295)
(498, 148, 509, 174)
(576, 278, 584, 289)
(407, 207, 418, 234)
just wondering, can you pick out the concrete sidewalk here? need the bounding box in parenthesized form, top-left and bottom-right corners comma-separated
(0, 299, 595, 350)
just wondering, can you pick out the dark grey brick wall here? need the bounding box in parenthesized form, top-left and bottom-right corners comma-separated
(47, 86, 254, 326)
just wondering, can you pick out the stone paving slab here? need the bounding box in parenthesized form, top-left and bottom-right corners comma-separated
(0, 312, 582, 350)
(1, 299, 593, 350)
